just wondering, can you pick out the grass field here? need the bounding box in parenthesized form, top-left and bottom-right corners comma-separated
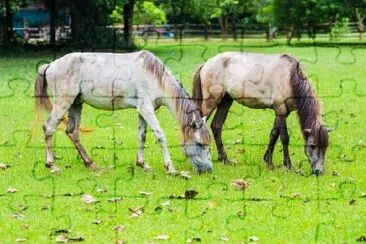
(0, 40, 365, 243)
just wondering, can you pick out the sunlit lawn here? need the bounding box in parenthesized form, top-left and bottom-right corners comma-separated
(0, 40, 365, 243)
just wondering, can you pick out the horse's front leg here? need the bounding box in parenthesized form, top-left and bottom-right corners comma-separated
(135, 114, 152, 171)
(137, 105, 177, 174)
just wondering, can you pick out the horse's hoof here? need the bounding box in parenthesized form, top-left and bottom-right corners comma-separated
(166, 165, 178, 176)
(167, 170, 179, 176)
(50, 166, 61, 174)
(266, 163, 275, 170)
(86, 162, 98, 170)
(223, 159, 237, 165)
(136, 161, 152, 172)
(143, 165, 153, 172)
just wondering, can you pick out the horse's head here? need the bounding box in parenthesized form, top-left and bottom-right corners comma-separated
(303, 126, 331, 176)
(182, 113, 213, 173)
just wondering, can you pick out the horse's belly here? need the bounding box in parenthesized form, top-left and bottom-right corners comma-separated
(81, 94, 137, 110)
(236, 96, 273, 109)
(227, 85, 274, 109)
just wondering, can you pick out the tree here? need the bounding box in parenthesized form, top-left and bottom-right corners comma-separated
(134, 1, 167, 25)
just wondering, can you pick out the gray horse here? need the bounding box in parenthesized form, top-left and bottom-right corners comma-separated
(35, 51, 212, 174)
(193, 52, 331, 175)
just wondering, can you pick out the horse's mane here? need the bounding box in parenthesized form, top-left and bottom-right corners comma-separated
(283, 54, 328, 147)
(138, 50, 210, 144)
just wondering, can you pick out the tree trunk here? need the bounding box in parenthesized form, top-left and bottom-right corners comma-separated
(123, 0, 135, 48)
(49, 0, 56, 48)
(219, 15, 229, 40)
(4, 0, 13, 45)
(70, 3, 78, 46)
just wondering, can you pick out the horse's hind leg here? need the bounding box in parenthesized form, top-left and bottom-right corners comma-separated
(136, 114, 152, 171)
(66, 99, 96, 169)
(43, 102, 72, 173)
(211, 94, 233, 163)
(263, 117, 280, 169)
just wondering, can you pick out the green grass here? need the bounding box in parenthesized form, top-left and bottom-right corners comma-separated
(0, 41, 365, 243)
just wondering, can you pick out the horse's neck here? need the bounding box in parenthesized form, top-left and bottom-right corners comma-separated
(295, 86, 322, 132)
(159, 75, 191, 130)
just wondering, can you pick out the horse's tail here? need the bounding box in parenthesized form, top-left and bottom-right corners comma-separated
(35, 64, 52, 113)
(192, 64, 205, 113)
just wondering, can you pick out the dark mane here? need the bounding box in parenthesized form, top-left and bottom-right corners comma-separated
(139, 50, 210, 144)
(284, 54, 328, 147)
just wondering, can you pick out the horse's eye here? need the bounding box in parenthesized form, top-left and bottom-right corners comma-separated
(310, 145, 316, 149)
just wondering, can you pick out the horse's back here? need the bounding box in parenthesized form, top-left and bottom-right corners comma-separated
(44, 52, 150, 110)
(200, 52, 295, 110)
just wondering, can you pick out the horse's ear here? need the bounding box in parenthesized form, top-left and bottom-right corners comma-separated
(326, 127, 334, 133)
(303, 128, 311, 135)
(202, 116, 207, 123)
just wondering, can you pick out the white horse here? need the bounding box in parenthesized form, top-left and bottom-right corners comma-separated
(193, 52, 331, 175)
(35, 50, 212, 174)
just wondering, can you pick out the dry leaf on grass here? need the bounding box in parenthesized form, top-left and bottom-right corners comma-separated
(113, 225, 125, 232)
(15, 238, 27, 242)
(81, 194, 98, 204)
(186, 237, 202, 243)
(107, 197, 122, 203)
(129, 206, 144, 218)
(92, 219, 102, 225)
(139, 191, 152, 196)
(180, 171, 192, 179)
(154, 234, 169, 240)
(0, 163, 10, 170)
(231, 179, 249, 190)
(7, 187, 17, 193)
(249, 236, 259, 242)
(55, 234, 84, 243)
(220, 236, 229, 242)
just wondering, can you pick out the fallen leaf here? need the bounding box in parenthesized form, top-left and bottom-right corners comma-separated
(154, 234, 169, 240)
(96, 188, 107, 193)
(161, 200, 171, 207)
(7, 187, 17, 193)
(115, 240, 125, 244)
(15, 238, 26, 242)
(92, 219, 102, 225)
(207, 201, 216, 209)
(55, 235, 68, 243)
(0, 163, 10, 170)
(12, 212, 25, 220)
(356, 235, 366, 242)
(81, 194, 98, 204)
(139, 191, 152, 196)
(49, 229, 69, 236)
(113, 225, 125, 232)
(186, 237, 202, 243)
(40, 204, 51, 211)
(329, 183, 336, 187)
(55, 234, 84, 243)
(361, 192, 366, 198)
(128, 206, 144, 218)
(249, 236, 259, 242)
(107, 197, 122, 203)
(220, 236, 229, 242)
(231, 179, 249, 191)
(237, 211, 245, 218)
(180, 171, 192, 179)
(184, 190, 199, 199)
(292, 192, 301, 198)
